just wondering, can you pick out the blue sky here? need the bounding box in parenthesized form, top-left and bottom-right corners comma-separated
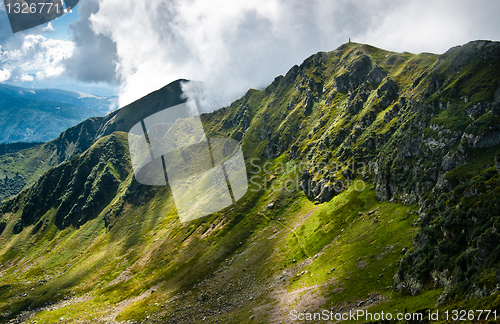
(0, 0, 499, 109)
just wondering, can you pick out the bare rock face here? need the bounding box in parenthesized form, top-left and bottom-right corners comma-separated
(335, 55, 372, 93)
(377, 77, 398, 108)
(299, 169, 342, 203)
(315, 181, 343, 203)
(393, 272, 423, 296)
(367, 66, 387, 85)
(300, 170, 312, 198)
(495, 87, 500, 103)
(472, 129, 500, 149)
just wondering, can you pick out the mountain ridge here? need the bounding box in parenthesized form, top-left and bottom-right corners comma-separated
(0, 83, 116, 114)
(0, 91, 102, 144)
(0, 79, 189, 203)
(0, 41, 499, 323)
(0, 83, 120, 145)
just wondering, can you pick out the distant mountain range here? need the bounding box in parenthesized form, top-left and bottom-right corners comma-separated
(0, 83, 117, 143)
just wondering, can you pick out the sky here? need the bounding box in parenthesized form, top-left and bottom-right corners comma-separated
(0, 0, 499, 111)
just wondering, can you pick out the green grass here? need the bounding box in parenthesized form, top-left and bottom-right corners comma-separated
(1, 41, 500, 323)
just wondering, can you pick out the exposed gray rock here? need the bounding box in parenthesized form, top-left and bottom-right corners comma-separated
(334, 74, 348, 93)
(300, 170, 312, 198)
(367, 66, 387, 85)
(473, 130, 500, 148)
(334, 55, 372, 93)
(315, 180, 342, 203)
(375, 174, 391, 201)
(377, 77, 398, 108)
(475, 232, 500, 266)
(284, 65, 300, 86)
(431, 269, 451, 288)
(264, 140, 278, 159)
(393, 272, 423, 295)
(466, 102, 487, 120)
(303, 90, 313, 113)
(383, 103, 400, 122)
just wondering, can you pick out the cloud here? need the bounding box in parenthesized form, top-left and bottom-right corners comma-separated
(62, 0, 118, 84)
(357, 0, 500, 54)
(41, 22, 54, 33)
(63, 0, 500, 110)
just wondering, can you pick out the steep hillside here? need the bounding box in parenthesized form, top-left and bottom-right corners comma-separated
(0, 92, 103, 144)
(0, 41, 499, 323)
(0, 80, 188, 204)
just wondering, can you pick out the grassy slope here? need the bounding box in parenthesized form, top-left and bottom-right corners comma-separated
(0, 42, 499, 323)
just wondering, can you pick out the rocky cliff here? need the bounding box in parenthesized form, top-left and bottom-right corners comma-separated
(0, 41, 499, 322)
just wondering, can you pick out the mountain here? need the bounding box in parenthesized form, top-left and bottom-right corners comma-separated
(0, 92, 104, 143)
(0, 80, 188, 204)
(0, 83, 117, 114)
(0, 41, 499, 323)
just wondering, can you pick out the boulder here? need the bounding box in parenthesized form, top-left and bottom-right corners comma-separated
(300, 170, 312, 198)
(473, 130, 500, 149)
(315, 182, 336, 203)
(334, 55, 372, 93)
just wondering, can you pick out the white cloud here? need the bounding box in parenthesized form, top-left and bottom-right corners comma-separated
(357, 0, 500, 54)
(62, 0, 500, 109)
(20, 74, 34, 81)
(0, 68, 11, 82)
(41, 22, 55, 33)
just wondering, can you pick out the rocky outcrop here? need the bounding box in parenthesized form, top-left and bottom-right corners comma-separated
(0, 221, 6, 235)
(393, 272, 423, 296)
(377, 77, 398, 108)
(367, 66, 387, 85)
(335, 55, 372, 93)
(300, 170, 343, 203)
